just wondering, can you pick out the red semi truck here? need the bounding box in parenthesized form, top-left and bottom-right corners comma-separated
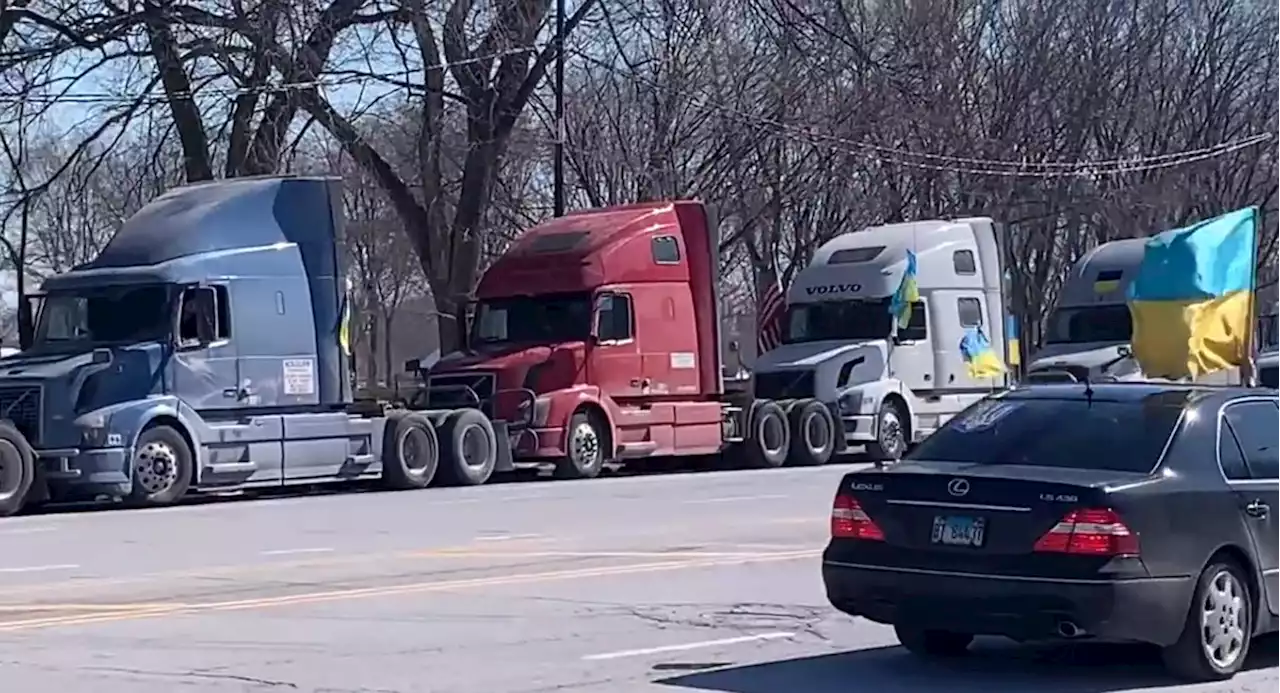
(408, 200, 838, 481)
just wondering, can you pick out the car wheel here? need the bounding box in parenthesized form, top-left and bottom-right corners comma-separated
(894, 624, 973, 657)
(867, 399, 908, 463)
(1162, 560, 1253, 682)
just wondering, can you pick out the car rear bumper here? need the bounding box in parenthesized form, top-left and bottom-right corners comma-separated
(823, 559, 1194, 646)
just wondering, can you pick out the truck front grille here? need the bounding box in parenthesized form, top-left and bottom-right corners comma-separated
(752, 369, 816, 400)
(0, 384, 41, 443)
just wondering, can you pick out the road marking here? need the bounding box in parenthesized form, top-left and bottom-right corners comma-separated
(0, 550, 818, 632)
(0, 602, 197, 612)
(474, 534, 543, 542)
(685, 494, 789, 504)
(427, 550, 810, 559)
(0, 526, 59, 536)
(0, 564, 79, 574)
(582, 632, 797, 661)
(260, 547, 335, 556)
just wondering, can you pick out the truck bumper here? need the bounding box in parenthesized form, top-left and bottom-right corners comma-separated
(37, 447, 131, 497)
(509, 426, 567, 461)
(842, 415, 876, 443)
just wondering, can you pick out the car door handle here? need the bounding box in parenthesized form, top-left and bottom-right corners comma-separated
(1245, 500, 1270, 518)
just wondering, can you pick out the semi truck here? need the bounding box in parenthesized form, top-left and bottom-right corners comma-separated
(411, 199, 791, 478)
(751, 218, 1016, 463)
(0, 181, 787, 516)
(1027, 238, 1273, 384)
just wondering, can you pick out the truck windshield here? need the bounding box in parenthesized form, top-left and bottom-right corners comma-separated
(1045, 305, 1131, 344)
(784, 299, 892, 344)
(472, 293, 592, 345)
(32, 285, 173, 351)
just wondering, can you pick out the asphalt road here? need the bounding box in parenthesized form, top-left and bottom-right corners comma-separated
(0, 466, 1274, 693)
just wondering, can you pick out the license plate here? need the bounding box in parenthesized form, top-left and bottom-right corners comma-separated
(931, 515, 986, 547)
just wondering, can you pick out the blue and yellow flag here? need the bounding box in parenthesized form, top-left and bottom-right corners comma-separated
(888, 250, 919, 328)
(960, 327, 1007, 379)
(1127, 207, 1257, 379)
(1005, 314, 1021, 367)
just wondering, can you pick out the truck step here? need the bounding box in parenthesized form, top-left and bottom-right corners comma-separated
(616, 442, 657, 459)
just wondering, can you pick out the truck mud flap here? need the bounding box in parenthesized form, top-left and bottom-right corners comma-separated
(491, 420, 516, 473)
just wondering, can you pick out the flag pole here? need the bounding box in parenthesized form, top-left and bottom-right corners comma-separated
(1242, 207, 1261, 386)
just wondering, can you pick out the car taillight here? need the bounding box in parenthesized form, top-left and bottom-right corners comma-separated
(1033, 508, 1139, 556)
(831, 494, 885, 541)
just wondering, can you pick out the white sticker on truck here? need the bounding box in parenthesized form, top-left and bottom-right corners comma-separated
(670, 352, 696, 370)
(283, 358, 316, 395)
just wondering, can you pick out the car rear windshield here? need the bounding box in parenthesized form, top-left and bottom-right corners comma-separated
(909, 395, 1185, 473)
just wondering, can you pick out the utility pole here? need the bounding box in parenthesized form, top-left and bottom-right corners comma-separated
(552, 0, 567, 217)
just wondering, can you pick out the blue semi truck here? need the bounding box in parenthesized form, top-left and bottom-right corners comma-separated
(0, 176, 521, 516)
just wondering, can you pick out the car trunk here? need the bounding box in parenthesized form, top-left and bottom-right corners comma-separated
(830, 462, 1156, 579)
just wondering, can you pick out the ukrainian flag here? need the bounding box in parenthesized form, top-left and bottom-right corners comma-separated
(888, 250, 919, 328)
(960, 327, 1007, 379)
(1127, 207, 1257, 379)
(1005, 314, 1021, 367)
(338, 276, 353, 356)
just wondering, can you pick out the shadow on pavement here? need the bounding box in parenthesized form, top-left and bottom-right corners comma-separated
(655, 636, 1279, 693)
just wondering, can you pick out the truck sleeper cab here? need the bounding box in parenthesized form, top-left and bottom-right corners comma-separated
(753, 218, 1015, 464)
(414, 200, 795, 478)
(0, 176, 508, 517)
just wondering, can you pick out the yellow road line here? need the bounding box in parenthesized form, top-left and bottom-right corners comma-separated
(0, 549, 819, 633)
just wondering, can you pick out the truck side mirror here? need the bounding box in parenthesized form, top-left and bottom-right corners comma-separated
(404, 358, 421, 373)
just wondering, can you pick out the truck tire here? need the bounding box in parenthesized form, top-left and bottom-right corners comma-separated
(0, 420, 35, 517)
(128, 424, 193, 507)
(787, 399, 836, 466)
(555, 410, 606, 480)
(744, 400, 790, 469)
(867, 398, 909, 463)
(437, 409, 497, 486)
(380, 412, 439, 490)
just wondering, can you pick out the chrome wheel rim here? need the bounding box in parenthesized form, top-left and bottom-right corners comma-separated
(401, 427, 434, 472)
(460, 424, 490, 468)
(1200, 569, 1246, 669)
(135, 440, 179, 495)
(570, 422, 600, 466)
(804, 411, 830, 451)
(881, 409, 905, 456)
(761, 414, 786, 454)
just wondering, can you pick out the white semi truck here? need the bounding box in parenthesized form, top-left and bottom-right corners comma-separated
(751, 218, 1015, 462)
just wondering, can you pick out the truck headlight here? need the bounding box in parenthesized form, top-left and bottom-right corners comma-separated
(837, 392, 864, 415)
(75, 413, 111, 448)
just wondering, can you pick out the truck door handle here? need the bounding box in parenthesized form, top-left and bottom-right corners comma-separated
(223, 387, 251, 401)
(1245, 500, 1270, 518)
(630, 378, 650, 387)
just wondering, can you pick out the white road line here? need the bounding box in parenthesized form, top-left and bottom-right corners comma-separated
(474, 533, 542, 542)
(0, 564, 79, 574)
(581, 632, 797, 661)
(259, 548, 335, 557)
(685, 494, 789, 504)
(0, 526, 59, 536)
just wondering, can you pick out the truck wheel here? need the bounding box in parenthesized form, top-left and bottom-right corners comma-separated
(555, 410, 606, 480)
(437, 409, 497, 486)
(744, 401, 789, 469)
(0, 421, 35, 517)
(788, 399, 836, 466)
(867, 399, 908, 463)
(380, 412, 439, 490)
(128, 425, 193, 507)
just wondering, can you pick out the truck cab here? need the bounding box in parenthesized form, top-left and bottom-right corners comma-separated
(1027, 238, 1146, 382)
(753, 218, 1013, 462)
(417, 201, 742, 477)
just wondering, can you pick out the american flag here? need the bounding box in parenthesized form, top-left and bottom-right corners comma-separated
(756, 263, 786, 355)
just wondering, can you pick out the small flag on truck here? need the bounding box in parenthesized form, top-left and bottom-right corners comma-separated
(756, 264, 785, 355)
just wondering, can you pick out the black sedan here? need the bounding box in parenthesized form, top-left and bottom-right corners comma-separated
(822, 382, 1278, 682)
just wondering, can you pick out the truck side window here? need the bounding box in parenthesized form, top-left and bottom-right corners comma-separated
(899, 301, 928, 341)
(597, 294, 634, 342)
(953, 250, 977, 275)
(179, 286, 231, 345)
(651, 236, 681, 264)
(958, 297, 983, 327)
